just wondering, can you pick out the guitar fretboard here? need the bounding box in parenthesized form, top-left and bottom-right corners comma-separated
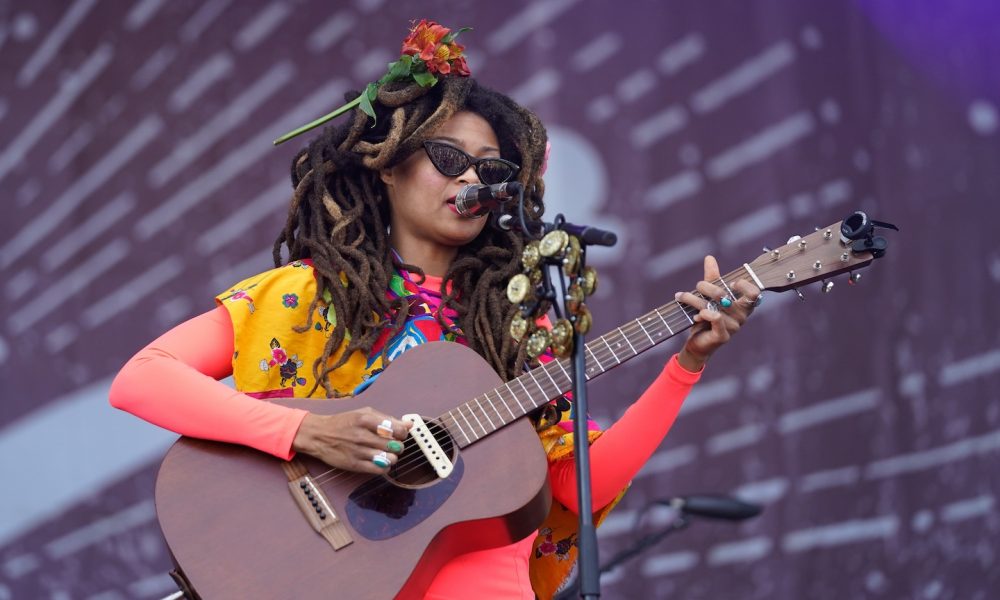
(439, 266, 754, 447)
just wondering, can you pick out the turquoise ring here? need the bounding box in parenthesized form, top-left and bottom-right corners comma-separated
(719, 297, 733, 309)
(373, 451, 391, 469)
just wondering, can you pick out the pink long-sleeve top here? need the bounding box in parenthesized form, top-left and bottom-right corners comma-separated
(110, 275, 701, 599)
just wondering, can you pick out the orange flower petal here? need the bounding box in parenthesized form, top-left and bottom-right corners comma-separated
(399, 21, 471, 78)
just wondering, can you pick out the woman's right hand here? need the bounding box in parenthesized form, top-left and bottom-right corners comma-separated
(292, 407, 412, 474)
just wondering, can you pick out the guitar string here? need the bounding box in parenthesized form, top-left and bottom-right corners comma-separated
(310, 422, 457, 488)
(305, 270, 753, 488)
(306, 271, 754, 492)
(307, 300, 679, 492)
(360, 245, 845, 499)
(306, 293, 717, 501)
(311, 437, 459, 496)
(307, 304, 748, 502)
(322, 256, 807, 507)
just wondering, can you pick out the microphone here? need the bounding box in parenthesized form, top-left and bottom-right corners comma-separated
(664, 495, 762, 521)
(454, 182, 523, 217)
(495, 214, 618, 247)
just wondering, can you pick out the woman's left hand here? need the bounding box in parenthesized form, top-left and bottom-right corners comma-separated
(675, 255, 760, 372)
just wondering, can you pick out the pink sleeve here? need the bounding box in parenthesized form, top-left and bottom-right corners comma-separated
(548, 353, 702, 513)
(108, 306, 309, 460)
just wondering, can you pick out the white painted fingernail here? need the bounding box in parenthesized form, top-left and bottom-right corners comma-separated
(675, 292, 682, 300)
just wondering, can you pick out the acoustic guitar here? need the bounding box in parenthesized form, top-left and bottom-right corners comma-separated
(154, 214, 890, 599)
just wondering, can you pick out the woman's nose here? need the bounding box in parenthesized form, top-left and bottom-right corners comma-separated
(457, 163, 480, 185)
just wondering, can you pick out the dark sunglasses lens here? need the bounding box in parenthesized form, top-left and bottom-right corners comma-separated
(426, 144, 468, 176)
(476, 160, 515, 185)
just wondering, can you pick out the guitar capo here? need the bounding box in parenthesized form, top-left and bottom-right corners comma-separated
(840, 211, 898, 259)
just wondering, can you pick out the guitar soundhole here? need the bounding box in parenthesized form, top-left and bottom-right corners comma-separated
(386, 417, 457, 488)
(345, 419, 464, 540)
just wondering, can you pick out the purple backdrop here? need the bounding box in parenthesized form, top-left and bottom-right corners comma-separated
(1, 0, 998, 598)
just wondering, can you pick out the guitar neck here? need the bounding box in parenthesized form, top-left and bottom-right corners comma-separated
(439, 265, 756, 448)
(435, 213, 886, 447)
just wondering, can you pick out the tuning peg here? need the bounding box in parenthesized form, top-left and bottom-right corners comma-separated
(787, 235, 807, 250)
(762, 246, 771, 252)
(848, 272, 862, 285)
(795, 289, 805, 301)
(821, 280, 834, 293)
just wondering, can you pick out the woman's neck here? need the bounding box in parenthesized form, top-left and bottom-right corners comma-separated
(389, 234, 456, 278)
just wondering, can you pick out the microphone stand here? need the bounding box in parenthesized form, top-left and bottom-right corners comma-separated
(570, 319, 600, 600)
(504, 199, 617, 599)
(554, 216, 612, 600)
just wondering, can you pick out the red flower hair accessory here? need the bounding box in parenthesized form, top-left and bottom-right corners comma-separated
(274, 20, 471, 145)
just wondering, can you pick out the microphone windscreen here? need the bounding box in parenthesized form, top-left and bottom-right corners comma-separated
(676, 495, 762, 521)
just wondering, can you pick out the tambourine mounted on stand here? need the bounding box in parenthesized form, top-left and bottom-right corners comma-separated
(507, 227, 599, 362)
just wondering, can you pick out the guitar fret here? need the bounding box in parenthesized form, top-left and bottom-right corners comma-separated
(553, 358, 573, 383)
(586, 345, 605, 376)
(526, 369, 550, 402)
(482, 392, 503, 426)
(496, 389, 517, 420)
(465, 402, 488, 436)
(505, 382, 528, 414)
(474, 396, 496, 431)
(636, 317, 655, 345)
(719, 278, 735, 300)
(602, 336, 621, 364)
(446, 413, 472, 445)
(676, 300, 694, 324)
(455, 406, 479, 440)
(464, 404, 486, 438)
(651, 314, 667, 339)
(515, 376, 537, 409)
(654, 306, 674, 335)
(540, 363, 561, 394)
(618, 326, 638, 355)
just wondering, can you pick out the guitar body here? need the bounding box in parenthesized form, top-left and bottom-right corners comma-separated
(154, 342, 552, 600)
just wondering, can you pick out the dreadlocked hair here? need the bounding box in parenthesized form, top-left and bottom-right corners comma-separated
(273, 76, 549, 397)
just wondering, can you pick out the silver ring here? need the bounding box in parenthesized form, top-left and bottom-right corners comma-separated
(705, 300, 720, 313)
(741, 294, 764, 308)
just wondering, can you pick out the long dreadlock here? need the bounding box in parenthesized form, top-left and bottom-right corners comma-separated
(273, 76, 549, 397)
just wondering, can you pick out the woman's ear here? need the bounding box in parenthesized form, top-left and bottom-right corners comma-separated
(379, 167, 394, 188)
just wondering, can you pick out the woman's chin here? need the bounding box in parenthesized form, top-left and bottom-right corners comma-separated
(442, 220, 489, 245)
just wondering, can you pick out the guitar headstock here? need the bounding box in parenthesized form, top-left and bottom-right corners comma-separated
(747, 211, 895, 293)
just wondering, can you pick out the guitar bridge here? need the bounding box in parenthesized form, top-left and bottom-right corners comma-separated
(282, 461, 352, 551)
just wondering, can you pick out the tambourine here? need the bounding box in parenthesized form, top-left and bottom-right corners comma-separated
(508, 228, 598, 357)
